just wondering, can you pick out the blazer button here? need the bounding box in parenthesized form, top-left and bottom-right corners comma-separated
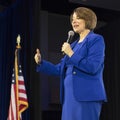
(73, 71, 76, 75)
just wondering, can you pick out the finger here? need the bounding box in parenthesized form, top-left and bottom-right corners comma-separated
(36, 48, 40, 54)
(34, 54, 37, 59)
(61, 46, 64, 51)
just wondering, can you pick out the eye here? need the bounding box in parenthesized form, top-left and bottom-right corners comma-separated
(71, 17, 80, 22)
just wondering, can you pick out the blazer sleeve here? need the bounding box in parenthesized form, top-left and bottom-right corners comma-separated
(36, 59, 61, 76)
(68, 35, 105, 74)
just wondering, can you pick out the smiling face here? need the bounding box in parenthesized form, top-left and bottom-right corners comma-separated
(70, 7, 97, 32)
(71, 12, 86, 34)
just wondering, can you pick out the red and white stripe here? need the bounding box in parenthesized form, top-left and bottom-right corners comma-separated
(8, 68, 28, 120)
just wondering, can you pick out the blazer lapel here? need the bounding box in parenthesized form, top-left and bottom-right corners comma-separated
(74, 31, 94, 52)
(62, 31, 93, 61)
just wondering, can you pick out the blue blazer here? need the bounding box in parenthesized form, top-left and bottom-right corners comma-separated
(36, 31, 107, 105)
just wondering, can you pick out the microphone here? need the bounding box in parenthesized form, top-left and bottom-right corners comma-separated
(62, 30, 74, 55)
(66, 30, 74, 43)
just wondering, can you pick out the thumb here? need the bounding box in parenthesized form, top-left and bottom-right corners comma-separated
(36, 48, 40, 54)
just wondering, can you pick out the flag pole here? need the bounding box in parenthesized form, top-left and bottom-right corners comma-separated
(15, 35, 21, 120)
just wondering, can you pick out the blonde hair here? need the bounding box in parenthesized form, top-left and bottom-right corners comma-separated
(70, 7, 97, 30)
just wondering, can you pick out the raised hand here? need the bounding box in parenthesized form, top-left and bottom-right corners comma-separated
(34, 48, 41, 64)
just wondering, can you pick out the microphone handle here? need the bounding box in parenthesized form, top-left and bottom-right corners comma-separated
(62, 35, 73, 55)
(62, 38, 70, 55)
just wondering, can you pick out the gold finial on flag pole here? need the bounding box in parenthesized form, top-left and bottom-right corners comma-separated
(16, 34, 21, 48)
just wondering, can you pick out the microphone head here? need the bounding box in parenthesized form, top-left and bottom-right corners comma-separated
(68, 30, 74, 37)
(66, 30, 74, 43)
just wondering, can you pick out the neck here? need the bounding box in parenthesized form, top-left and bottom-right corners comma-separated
(78, 29, 90, 43)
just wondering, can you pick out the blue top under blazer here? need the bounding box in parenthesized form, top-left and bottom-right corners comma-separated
(36, 31, 107, 105)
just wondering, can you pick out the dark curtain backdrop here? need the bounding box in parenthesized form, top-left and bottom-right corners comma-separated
(96, 19, 120, 120)
(0, 0, 41, 119)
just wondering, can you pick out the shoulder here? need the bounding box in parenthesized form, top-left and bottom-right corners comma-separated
(87, 32, 105, 47)
(87, 31, 104, 42)
(88, 31, 104, 41)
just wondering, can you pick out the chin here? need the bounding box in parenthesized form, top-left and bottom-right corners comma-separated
(74, 30, 80, 34)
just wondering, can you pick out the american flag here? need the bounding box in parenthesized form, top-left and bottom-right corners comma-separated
(8, 48, 28, 120)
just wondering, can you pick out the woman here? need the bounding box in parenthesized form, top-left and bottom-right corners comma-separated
(34, 7, 107, 120)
